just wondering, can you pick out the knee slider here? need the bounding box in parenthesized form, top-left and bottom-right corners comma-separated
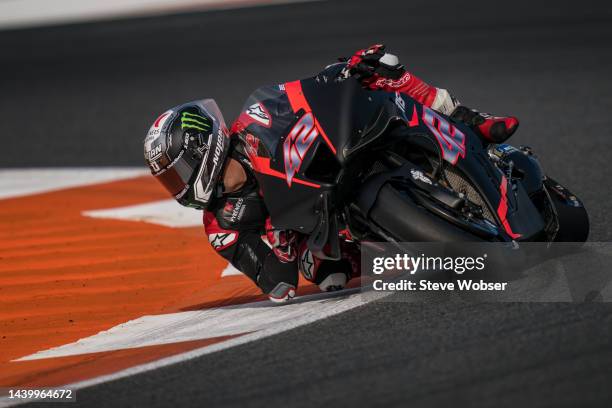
(268, 282, 296, 304)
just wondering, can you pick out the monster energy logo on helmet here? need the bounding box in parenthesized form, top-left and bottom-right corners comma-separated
(181, 111, 211, 132)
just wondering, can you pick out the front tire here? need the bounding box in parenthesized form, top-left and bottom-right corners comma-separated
(368, 184, 483, 242)
(545, 179, 589, 242)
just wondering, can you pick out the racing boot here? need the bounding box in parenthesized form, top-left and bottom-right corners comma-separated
(451, 106, 519, 144)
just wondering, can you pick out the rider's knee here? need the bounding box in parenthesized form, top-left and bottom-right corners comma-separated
(298, 242, 350, 292)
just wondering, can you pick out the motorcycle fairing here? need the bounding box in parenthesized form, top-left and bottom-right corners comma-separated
(240, 74, 546, 240)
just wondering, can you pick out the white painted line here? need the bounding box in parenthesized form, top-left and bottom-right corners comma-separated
(15, 290, 368, 361)
(0, 168, 148, 200)
(60, 292, 381, 395)
(0, 290, 379, 408)
(221, 263, 243, 277)
(83, 198, 202, 228)
(0, 0, 322, 30)
(1, 291, 382, 407)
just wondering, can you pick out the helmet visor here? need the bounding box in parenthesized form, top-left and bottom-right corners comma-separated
(154, 152, 197, 197)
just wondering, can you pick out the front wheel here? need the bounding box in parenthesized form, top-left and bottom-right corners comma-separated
(367, 184, 485, 242)
(545, 178, 589, 242)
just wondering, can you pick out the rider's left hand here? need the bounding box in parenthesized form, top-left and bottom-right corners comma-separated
(265, 217, 297, 263)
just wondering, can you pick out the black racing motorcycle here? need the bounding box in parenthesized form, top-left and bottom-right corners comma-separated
(239, 65, 589, 260)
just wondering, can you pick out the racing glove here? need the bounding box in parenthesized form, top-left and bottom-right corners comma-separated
(345, 44, 405, 81)
(344, 44, 451, 112)
(265, 217, 297, 263)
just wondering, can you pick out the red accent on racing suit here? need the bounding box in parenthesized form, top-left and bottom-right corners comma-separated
(368, 71, 438, 107)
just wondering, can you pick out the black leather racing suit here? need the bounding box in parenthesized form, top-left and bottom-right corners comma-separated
(203, 147, 299, 294)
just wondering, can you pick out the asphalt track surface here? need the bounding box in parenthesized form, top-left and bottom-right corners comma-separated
(2, 0, 612, 406)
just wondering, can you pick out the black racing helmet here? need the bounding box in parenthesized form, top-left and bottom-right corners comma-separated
(144, 100, 230, 209)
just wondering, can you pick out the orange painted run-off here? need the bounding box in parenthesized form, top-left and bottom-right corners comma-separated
(0, 176, 268, 387)
(1, 335, 245, 390)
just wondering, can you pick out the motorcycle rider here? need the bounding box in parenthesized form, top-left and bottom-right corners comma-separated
(143, 44, 519, 303)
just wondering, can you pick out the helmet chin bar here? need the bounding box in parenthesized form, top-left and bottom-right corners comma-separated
(190, 153, 214, 208)
(176, 183, 206, 210)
